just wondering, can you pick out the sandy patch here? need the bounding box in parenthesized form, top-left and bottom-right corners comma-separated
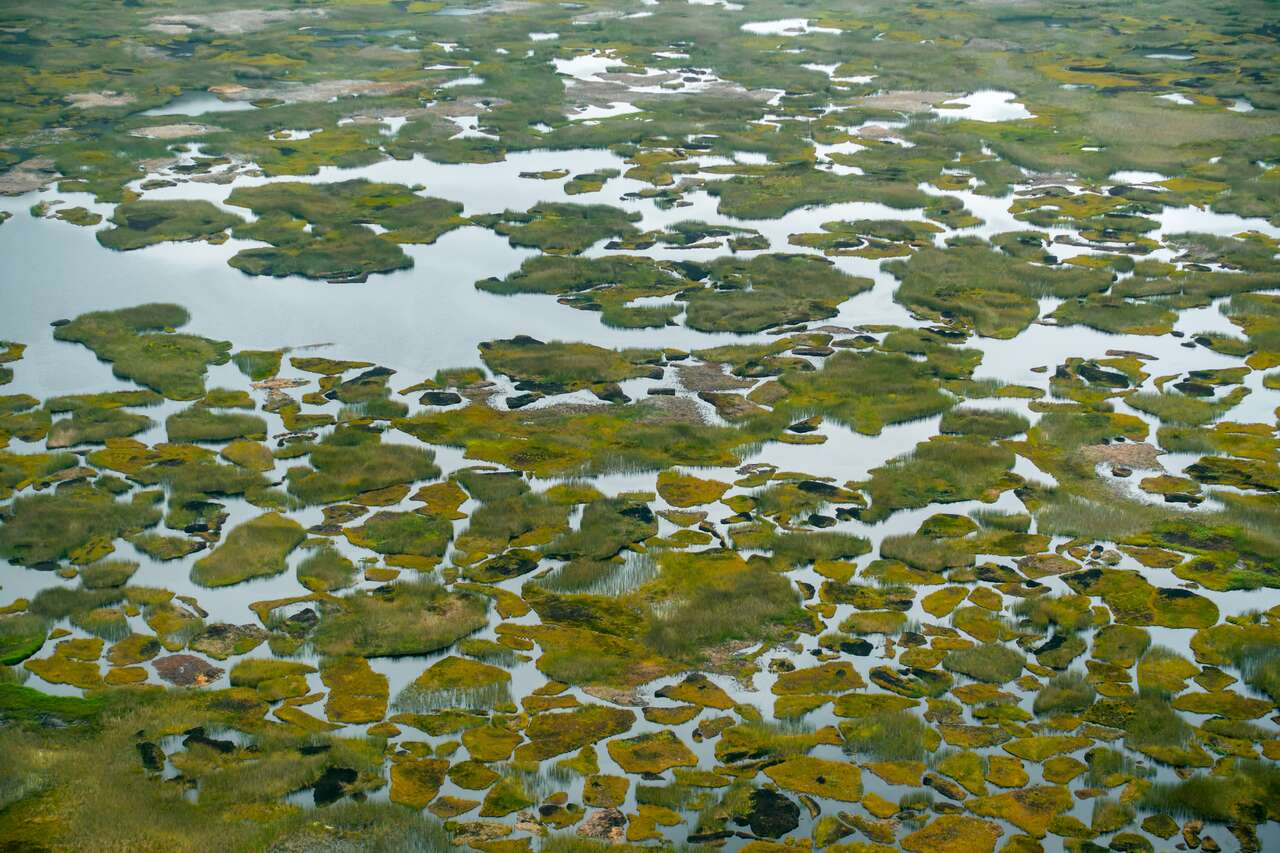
(224, 79, 420, 104)
(148, 8, 325, 35)
(66, 91, 136, 109)
(130, 123, 226, 140)
(1079, 442, 1164, 471)
(852, 90, 955, 112)
(0, 157, 59, 195)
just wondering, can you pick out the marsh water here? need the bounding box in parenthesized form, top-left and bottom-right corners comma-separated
(4, 135, 1280, 846)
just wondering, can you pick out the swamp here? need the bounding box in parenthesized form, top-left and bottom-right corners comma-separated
(0, 0, 1279, 851)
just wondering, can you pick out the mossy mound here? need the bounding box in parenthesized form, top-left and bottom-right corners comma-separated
(901, 814, 1002, 853)
(321, 656, 388, 724)
(343, 510, 452, 560)
(513, 704, 636, 762)
(0, 614, 48, 665)
(53, 304, 231, 400)
(311, 581, 487, 658)
(942, 644, 1026, 684)
(97, 200, 241, 251)
(762, 756, 862, 802)
(397, 656, 510, 712)
(479, 337, 659, 393)
(480, 202, 641, 254)
(47, 406, 153, 448)
(607, 730, 698, 774)
(682, 254, 873, 334)
(656, 470, 731, 508)
(287, 427, 440, 505)
(396, 397, 752, 478)
(0, 482, 161, 566)
(887, 244, 1108, 339)
(296, 540, 357, 592)
(969, 785, 1072, 837)
(191, 512, 305, 587)
(166, 406, 267, 443)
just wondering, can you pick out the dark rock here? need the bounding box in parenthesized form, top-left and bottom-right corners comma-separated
(137, 741, 166, 772)
(153, 654, 224, 687)
(1111, 465, 1132, 478)
(312, 766, 358, 807)
(286, 608, 319, 631)
(647, 387, 676, 396)
(1077, 362, 1130, 387)
(840, 638, 874, 656)
(183, 728, 235, 754)
(577, 808, 627, 842)
(1172, 380, 1213, 397)
(420, 391, 462, 406)
(619, 504, 655, 524)
(507, 392, 542, 410)
(738, 788, 799, 838)
(807, 514, 836, 528)
(592, 383, 630, 404)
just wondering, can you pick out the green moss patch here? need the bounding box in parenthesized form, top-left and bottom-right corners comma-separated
(97, 200, 241, 251)
(54, 304, 231, 400)
(191, 512, 305, 587)
(607, 729, 697, 774)
(762, 756, 862, 802)
(311, 581, 487, 658)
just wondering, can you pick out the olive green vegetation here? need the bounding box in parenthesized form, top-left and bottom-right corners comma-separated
(479, 337, 660, 392)
(941, 643, 1026, 684)
(345, 510, 452, 559)
(0, 684, 460, 850)
(3, 0, 1280, 844)
(396, 397, 757, 478)
(0, 615, 49, 665)
(482, 251, 874, 334)
(1127, 389, 1246, 425)
(887, 244, 1109, 338)
(310, 581, 488, 658)
(53, 304, 231, 401)
(478, 203, 641, 254)
(775, 350, 953, 435)
(858, 437, 1018, 523)
(683, 254, 872, 333)
(230, 224, 412, 281)
(0, 482, 160, 566)
(47, 406, 152, 448)
(225, 179, 465, 279)
(190, 512, 305, 587)
(295, 540, 357, 592)
(96, 201, 241, 251)
(939, 407, 1029, 439)
(1050, 295, 1177, 335)
(477, 254, 691, 329)
(166, 406, 266, 443)
(286, 426, 439, 505)
(644, 550, 806, 661)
